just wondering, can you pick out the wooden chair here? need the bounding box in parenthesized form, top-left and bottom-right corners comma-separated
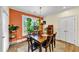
(31, 41, 40, 52)
(51, 32, 57, 51)
(28, 36, 52, 52)
(29, 36, 52, 52)
(27, 36, 31, 52)
(27, 35, 35, 52)
(42, 36, 52, 52)
(26, 35, 40, 52)
(27, 34, 42, 52)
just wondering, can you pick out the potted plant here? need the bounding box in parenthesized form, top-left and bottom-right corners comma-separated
(9, 25, 19, 32)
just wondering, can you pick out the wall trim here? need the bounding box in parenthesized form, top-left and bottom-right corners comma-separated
(57, 40, 79, 47)
(10, 38, 27, 45)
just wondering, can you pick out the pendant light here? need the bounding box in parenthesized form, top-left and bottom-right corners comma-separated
(40, 6, 46, 25)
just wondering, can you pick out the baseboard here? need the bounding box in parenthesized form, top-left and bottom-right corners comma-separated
(57, 40, 74, 45)
(75, 44, 79, 47)
(10, 38, 27, 45)
(57, 40, 79, 47)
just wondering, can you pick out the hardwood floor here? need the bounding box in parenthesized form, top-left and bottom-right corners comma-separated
(7, 40, 79, 52)
(57, 40, 79, 52)
(64, 43, 79, 52)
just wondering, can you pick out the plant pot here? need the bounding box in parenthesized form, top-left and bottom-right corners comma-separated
(10, 34, 16, 39)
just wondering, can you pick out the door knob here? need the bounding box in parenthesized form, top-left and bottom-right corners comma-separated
(64, 31, 68, 32)
(1, 36, 5, 38)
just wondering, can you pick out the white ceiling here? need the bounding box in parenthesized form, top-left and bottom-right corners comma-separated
(9, 6, 76, 17)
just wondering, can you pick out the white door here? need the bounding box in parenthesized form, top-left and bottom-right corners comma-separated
(58, 18, 67, 41)
(0, 7, 9, 52)
(58, 16, 77, 45)
(66, 17, 75, 44)
(0, 8, 3, 52)
(2, 9, 9, 52)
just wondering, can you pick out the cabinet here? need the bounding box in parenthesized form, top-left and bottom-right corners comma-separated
(9, 30, 17, 42)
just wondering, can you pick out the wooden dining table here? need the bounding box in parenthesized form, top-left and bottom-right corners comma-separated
(30, 34, 53, 52)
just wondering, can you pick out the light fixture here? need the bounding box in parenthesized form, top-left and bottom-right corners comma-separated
(40, 6, 42, 16)
(63, 6, 66, 9)
(39, 6, 46, 25)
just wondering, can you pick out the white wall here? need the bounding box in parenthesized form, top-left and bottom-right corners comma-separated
(44, 7, 79, 46)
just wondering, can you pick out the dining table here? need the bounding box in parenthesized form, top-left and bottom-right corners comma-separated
(30, 34, 53, 52)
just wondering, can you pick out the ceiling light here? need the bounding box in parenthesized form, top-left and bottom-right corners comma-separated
(63, 6, 66, 9)
(40, 7, 42, 16)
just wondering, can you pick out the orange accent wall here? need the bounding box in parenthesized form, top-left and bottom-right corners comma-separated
(9, 9, 43, 42)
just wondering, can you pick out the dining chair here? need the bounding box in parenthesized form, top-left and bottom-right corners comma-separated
(27, 35, 34, 52)
(27, 36, 31, 52)
(27, 34, 42, 52)
(42, 36, 52, 52)
(51, 32, 57, 51)
(27, 35, 39, 52)
(31, 40, 40, 52)
(30, 36, 52, 52)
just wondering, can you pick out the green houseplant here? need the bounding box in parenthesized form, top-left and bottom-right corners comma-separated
(9, 25, 19, 32)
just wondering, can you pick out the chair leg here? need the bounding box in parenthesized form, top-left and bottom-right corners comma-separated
(52, 43, 53, 51)
(54, 39, 56, 48)
(30, 40, 33, 52)
(45, 47, 47, 52)
(27, 40, 30, 52)
(49, 44, 51, 52)
(28, 42, 30, 52)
